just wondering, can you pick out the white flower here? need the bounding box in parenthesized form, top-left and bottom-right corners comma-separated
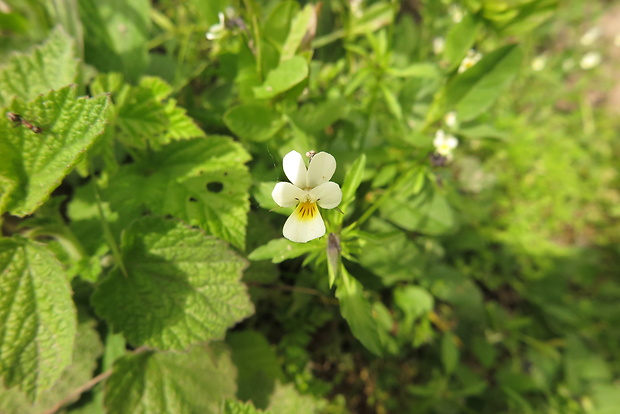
(433, 130, 458, 160)
(206, 12, 226, 40)
(272, 151, 342, 243)
(580, 27, 600, 46)
(444, 111, 458, 128)
(448, 5, 464, 23)
(458, 50, 482, 73)
(433, 37, 445, 55)
(531, 55, 546, 72)
(350, 0, 363, 18)
(580, 51, 601, 70)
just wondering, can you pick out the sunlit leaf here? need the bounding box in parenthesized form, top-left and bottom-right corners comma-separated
(104, 136, 252, 250)
(0, 237, 76, 401)
(1, 85, 108, 216)
(92, 217, 254, 350)
(104, 344, 236, 414)
(0, 27, 78, 106)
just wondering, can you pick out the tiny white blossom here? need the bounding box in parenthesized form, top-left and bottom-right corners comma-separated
(580, 27, 601, 46)
(531, 55, 546, 72)
(433, 37, 445, 55)
(444, 111, 458, 128)
(272, 151, 342, 243)
(206, 12, 226, 40)
(448, 5, 463, 23)
(580, 51, 601, 70)
(350, 0, 363, 17)
(433, 130, 458, 160)
(458, 50, 482, 73)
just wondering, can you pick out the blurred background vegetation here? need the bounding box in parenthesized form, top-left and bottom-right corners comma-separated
(1, 0, 620, 413)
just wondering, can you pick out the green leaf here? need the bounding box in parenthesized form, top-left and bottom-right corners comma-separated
(163, 98, 206, 141)
(381, 185, 455, 235)
(386, 62, 440, 78)
(263, 1, 300, 49)
(0, 318, 103, 413)
(0, 27, 79, 106)
(280, 4, 314, 61)
(336, 266, 383, 356)
(446, 44, 522, 121)
(1, 85, 109, 216)
(92, 217, 254, 350)
(565, 334, 611, 394)
(394, 286, 434, 321)
(289, 98, 349, 134)
(350, 2, 394, 37)
(227, 330, 283, 409)
(425, 265, 484, 321)
(443, 14, 479, 71)
(0, 174, 17, 216)
(441, 333, 459, 375)
(224, 399, 272, 414)
(94, 74, 204, 148)
(458, 123, 509, 140)
(267, 382, 326, 414)
(224, 104, 285, 142)
(0, 237, 77, 401)
(114, 76, 169, 148)
(104, 137, 252, 250)
(491, 0, 557, 35)
(253, 56, 308, 99)
(79, 0, 151, 82)
(359, 231, 423, 285)
(104, 344, 237, 414)
(337, 153, 366, 226)
(90, 71, 125, 96)
(248, 238, 321, 263)
(379, 83, 402, 120)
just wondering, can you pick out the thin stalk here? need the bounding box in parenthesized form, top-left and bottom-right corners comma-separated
(92, 178, 128, 278)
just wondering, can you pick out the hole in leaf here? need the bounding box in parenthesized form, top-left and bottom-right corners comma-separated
(206, 181, 223, 193)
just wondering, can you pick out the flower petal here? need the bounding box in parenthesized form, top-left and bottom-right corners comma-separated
(272, 182, 306, 207)
(283, 151, 307, 188)
(433, 130, 446, 147)
(283, 202, 325, 243)
(307, 152, 336, 188)
(310, 182, 342, 209)
(446, 136, 458, 149)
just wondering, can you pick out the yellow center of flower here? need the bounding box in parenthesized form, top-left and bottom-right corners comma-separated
(294, 201, 318, 221)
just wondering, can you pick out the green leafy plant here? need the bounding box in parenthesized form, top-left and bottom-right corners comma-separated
(1, 1, 619, 413)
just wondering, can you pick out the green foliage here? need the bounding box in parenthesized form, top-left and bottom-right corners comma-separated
(104, 344, 236, 414)
(0, 318, 103, 413)
(224, 104, 285, 142)
(224, 399, 272, 414)
(102, 136, 252, 249)
(92, 217, 254, 350)
(1, 86, 108, 216)
(0, 0, 618, 413)
(335, 267, 384, 356)
(0, 237, 76, 401)
(0, 27, 78, 106)
(228, 330, 283, 408)
(447, 44, 523, 120)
